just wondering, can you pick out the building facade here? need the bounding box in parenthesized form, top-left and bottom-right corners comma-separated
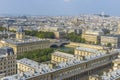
(0, 27, 50, 55)
(0, 47, 17, 77)
(1, 45, 120, 80)
(101, 35, 120, 48)
(51, 51, 75, 64)
(82, 34, 100, 44)
(66, 42, 107, 50)
(82, 30, 104, 44)
(2, 50, 118, 80)
(54, 31, 66, 39)
(74, 47, 108, 60)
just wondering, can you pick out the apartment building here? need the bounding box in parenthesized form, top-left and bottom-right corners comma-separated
(2, 49, 118, 80)
(0, 47, 16, 77)
(101, 34, 120, 48)
(66, 42, 107, 50)
(82, 30, 104, 44)
(51, 51, 75, 64)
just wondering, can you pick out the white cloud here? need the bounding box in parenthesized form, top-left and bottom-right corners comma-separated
(64, 0, 71, 2)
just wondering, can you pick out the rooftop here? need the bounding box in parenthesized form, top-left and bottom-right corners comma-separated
(0, 36, 49, 45)
(85, 29, 104, 35)
(2, 49, 119, 80)
(101, 69, 120, 80)
(1, 74, 25, 80)
(101, 34, 120, 37)
(52, 51, 74, 58)
(17, 58, 53, 74)
(56, 50, 118, 69)
(0, 46, 14, 58)
(75, 47, 107, 54)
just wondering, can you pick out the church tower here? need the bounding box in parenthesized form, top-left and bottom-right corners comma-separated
(16, 26, 25, 39)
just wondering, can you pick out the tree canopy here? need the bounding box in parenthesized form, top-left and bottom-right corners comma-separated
(17, 48, 54, 62)
(0, 27, 6, 31)
(25, 30, 55, 39)
(64, 32, 86, 43)
(107, 43, 112, 47)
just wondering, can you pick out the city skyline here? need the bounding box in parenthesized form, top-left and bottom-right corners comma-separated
(0, 0, 120, 16)
(1, 1, 120, 79)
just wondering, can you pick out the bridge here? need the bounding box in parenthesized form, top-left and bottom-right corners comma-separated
(50, 39, 70, 47)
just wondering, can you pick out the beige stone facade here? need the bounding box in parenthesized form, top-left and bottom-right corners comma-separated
(74, 47, 108, 60)
(0, 39, 50, 55)
(51, 51, 74, 64)
(16, 31, 25, 40)
(81, 29, 104, 44)
(82, 34, 100, 44)
(0, 27, 50, 55)
(101, 35, 120, 48)
(54, 31, 65, 39)
(66, 42, 106, 50)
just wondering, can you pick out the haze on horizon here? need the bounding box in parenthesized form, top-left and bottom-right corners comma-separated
(0, 0, 120, 16)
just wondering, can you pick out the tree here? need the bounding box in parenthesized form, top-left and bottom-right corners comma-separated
(81, 38, 86, 43)
(17, 48, 54, 62)
(25, 30, 55, 39)
(64, 32, 86, 43)
(0, 27, 7, 31)
(107, 43, 112, 47)
(96, 41, 100, 45)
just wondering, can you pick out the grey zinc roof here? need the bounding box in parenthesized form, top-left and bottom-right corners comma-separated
(0, 46, 14, 58)
(1, 36, 48, 45)
(101, 69, 120, 80)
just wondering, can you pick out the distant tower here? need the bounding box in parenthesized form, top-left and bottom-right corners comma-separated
(16, 26, 25, 39)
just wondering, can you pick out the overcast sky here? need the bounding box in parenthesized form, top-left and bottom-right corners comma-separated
(0, 0, 120, 16)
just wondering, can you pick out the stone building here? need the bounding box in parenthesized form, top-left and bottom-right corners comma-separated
(0, 47, 17, 77)
(101, 34, 120, 48)
(82, 29, 104, 44)
(51, 51, 75, 64)
(0, 27, 50, 55)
